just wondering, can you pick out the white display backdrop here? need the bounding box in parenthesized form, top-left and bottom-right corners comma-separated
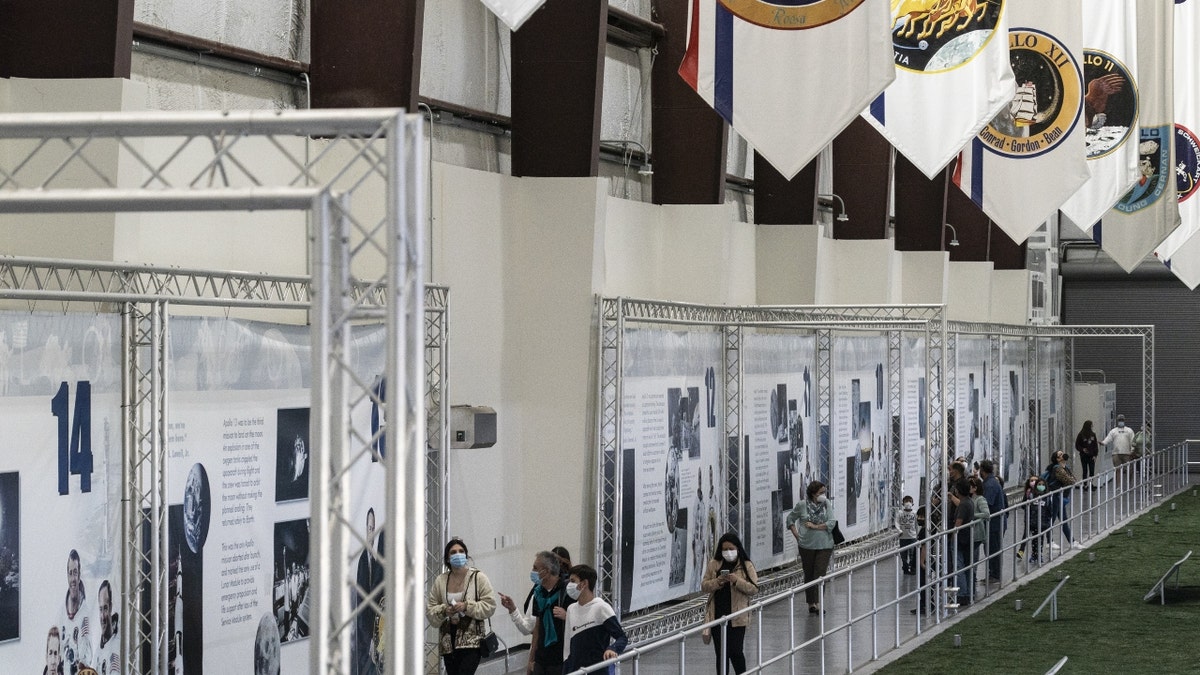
(1001, 339, 1031, 484)
(1037, 340, 1067, 471)
(831, 336, 890, 541)
(742, 332, 816, 569)
(954, 338, 990, 468)
(619, 329, 722, 613)
(166, 316, 386, 674)
(0, 312, 123, 673)
(900, 337, 926, 506)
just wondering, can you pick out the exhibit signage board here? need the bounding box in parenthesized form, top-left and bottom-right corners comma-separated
(618, 329, 722, 613)
(742, 333, 816, 569)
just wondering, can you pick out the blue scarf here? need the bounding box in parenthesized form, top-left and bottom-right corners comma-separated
(533, 583, 561, 647)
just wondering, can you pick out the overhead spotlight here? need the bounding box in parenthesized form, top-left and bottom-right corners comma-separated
(637, 160, 654, 176)
(817, 193, 849, 222)
(945, 223, 964, 247)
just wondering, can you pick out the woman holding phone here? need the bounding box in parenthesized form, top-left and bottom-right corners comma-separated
(700, 533, 758, 675)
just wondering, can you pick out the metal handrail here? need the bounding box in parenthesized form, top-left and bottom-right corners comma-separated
(569, 445, 1188, 673)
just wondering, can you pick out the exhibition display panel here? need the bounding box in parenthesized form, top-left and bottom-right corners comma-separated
(0, 109, 435, 675)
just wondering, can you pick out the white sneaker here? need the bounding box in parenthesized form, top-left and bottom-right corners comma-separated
(1072, 542, 1085, 550)
(1050, 542, 1061, 550)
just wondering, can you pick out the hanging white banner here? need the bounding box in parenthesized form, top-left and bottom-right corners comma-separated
(679, 0, 894, 179)
(1092, 0, 1178, 273)
(862, 0, 1016, 178)
(952, 0, 1090, 243)
(1153, 0, 1200, 287)
(479, 0, 547, 31)
(1058, 0, 1141, 231)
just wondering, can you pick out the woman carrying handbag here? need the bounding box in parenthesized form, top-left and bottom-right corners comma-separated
(426, 538, 497, 674)
(786, 481, 837, 615)
(700, 533, 758, 675)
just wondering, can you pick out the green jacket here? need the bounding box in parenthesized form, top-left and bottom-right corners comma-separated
(786, 499, 837, 550)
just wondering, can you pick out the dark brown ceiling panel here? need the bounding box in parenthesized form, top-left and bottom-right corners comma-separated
(649, 0, 728, 204)
(753, 152, 817, 224)
(0, 0, 134, 78)
(311, 0, 424, 109)
(892, 154, 946, 251)
(893, 152, 1026, 268)
(511, 1, 607, 177)
(945, 177, 1026, 268)
(831, 117, 890, 239)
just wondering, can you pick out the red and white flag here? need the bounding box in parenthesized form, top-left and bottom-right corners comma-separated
(1154, 0, 1200, 288)
(952, 0, 1089, 244)
(862, 0, 1016, 179)
(480, 0, 546, 31)
(1090, 0, 1177, 273)
(680, 0, 894, 179)
(1058, 1, 1141, 232)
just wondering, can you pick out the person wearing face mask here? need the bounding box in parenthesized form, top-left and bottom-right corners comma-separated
(1022, 477, 1052, 564)
(562, 565, 627, 673)
(498, 550, 573, 674)
(700, 533, 759, 674)
(1100, 414, 1135, 470)
(895, 496, 918, 575)
(426, 538, 497, 675)
(1044, 450, 1081, 550)
(786, 481, 837, 614)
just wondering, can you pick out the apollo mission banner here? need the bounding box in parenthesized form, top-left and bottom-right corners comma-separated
(0, 312, 123, 674)
(619, 329, 722, 613)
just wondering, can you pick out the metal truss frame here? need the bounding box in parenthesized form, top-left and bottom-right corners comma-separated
(0, 109, 433, 675)
(595, 298, 947, 633)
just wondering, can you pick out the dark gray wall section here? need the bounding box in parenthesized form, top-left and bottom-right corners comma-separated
(1062, 278, 1200, 449)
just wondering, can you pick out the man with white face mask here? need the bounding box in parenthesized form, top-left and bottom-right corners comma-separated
(1100, 414, 1135, 467)
(498, 551, 573, 674)
(562, 565, 626, 673)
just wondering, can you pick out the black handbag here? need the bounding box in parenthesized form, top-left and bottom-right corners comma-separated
(473, 571, 500, 658)
(831, 521, 846, 545)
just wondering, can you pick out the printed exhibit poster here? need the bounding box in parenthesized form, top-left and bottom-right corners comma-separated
(742, 333, 816, 569)
(1001, 339, 1031, 483)
(900, 337, 926, 506)
(166, 316, 387, 674)
(619, 329, 722, 613)
(954, 338, 990, 468)
(831, 336, 890, 540)
(0, 312, 123, 673)
(1036, 340, 1066, 468)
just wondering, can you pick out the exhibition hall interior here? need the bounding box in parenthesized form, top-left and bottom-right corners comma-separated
(0, 0, 1198, 673)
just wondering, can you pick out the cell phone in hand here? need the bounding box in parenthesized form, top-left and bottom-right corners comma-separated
(718, 569, 730, 576)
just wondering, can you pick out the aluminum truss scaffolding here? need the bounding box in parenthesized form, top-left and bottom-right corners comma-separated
(0, 107, 434, 675)
(595, 298, 948, 632)
(595, 300, 1153, 636)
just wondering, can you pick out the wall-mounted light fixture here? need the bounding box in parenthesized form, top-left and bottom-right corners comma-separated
(945, 223, 960, 247)
(817, 192, 849, 222)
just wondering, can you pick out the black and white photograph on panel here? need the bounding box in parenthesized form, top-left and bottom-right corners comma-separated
(918, 377, 927, 440)
(770, 491, 784, 555)
(845, 456, 858, 526)
(777, 450, 794, 511)
(273, 519, 311, 643)
(668, 507, 688, 587)
(274, 408, 310, 503)
(773, 384, 788, 443)
(787, 399, 803, 475)
(0, 472, 17, 643)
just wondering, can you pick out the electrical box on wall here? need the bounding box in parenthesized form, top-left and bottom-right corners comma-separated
(451, 405, 497, 449)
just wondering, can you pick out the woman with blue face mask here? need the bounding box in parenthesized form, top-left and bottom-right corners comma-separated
(426, 538, 497, 674)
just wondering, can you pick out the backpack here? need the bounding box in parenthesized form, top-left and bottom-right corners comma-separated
(1042, 466, 1061, 490)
